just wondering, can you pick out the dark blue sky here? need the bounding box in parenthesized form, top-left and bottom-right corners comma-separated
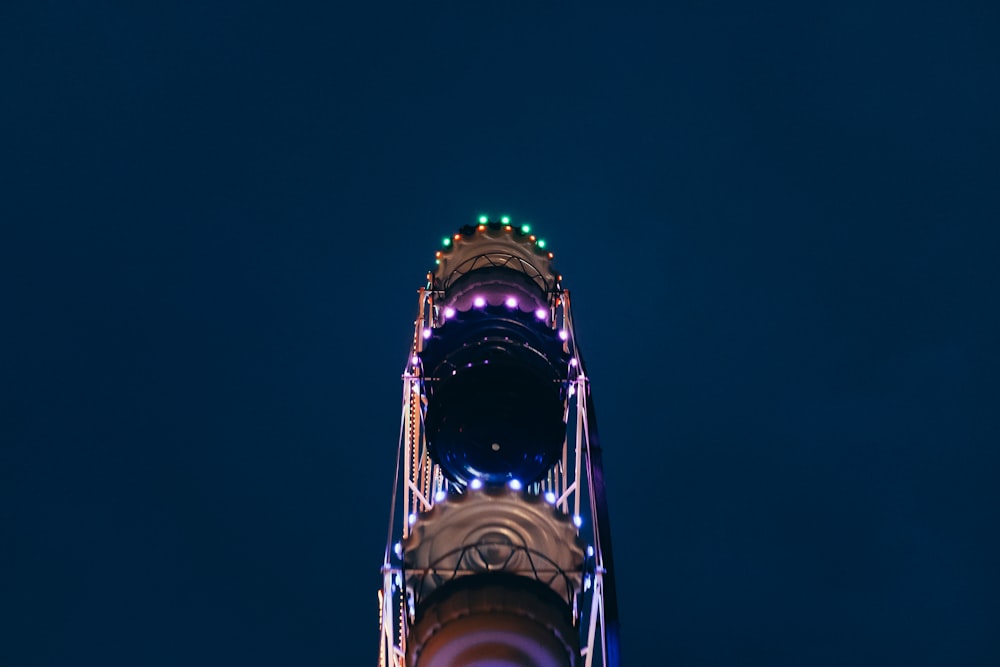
(3, 2, 998, 665)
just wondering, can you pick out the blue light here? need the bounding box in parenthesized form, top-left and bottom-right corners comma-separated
(544, 491, 557, 504)
(573, 514, 583, 528)
(508, 479, 522, 491)
(470, 479, 483, 490)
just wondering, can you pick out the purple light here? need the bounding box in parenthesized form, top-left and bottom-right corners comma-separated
(535, 308, 548, 320)
(559, 329, 569, 341)
(411, 355, 419, 365)
(473, 296, 486, 308)
(422, 328, 431, 339)
(569, 357, 578, 367)
(443, 306, 456, 319)
(505, 296, 518, 308)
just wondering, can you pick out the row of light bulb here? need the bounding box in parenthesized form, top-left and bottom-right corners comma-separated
(442, 298, 549, 319)
(423, 298, 568, 337)
(406, 481, 583, 528)
(436, 217, 550, 254)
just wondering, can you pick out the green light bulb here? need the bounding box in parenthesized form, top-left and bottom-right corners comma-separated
(443, 238, 451, 246)
(537, 239, 546, 248)
(478, 215, 488, 224)
(521, 224, 531, 233)
(501, 216, 510, 224)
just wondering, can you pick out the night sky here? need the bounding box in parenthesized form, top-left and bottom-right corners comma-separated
(3, 2, 998, 665)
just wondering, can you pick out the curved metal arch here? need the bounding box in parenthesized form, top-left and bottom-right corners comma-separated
(435, 252, 557, 293)
(406, 541, 583, 610)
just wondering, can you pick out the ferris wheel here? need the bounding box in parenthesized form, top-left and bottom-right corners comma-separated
(378, 217, 620, 667)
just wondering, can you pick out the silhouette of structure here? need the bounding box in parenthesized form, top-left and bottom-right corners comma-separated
(378, 217, 620, 667)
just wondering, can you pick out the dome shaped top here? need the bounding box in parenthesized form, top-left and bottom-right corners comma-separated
(404, 486, 585, 608)
(432, 219, 559, 294)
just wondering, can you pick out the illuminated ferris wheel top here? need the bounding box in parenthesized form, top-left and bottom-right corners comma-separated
(379, 213, 620, 667)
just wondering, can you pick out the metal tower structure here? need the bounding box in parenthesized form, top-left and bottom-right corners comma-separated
(378, 217, 620, 667)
